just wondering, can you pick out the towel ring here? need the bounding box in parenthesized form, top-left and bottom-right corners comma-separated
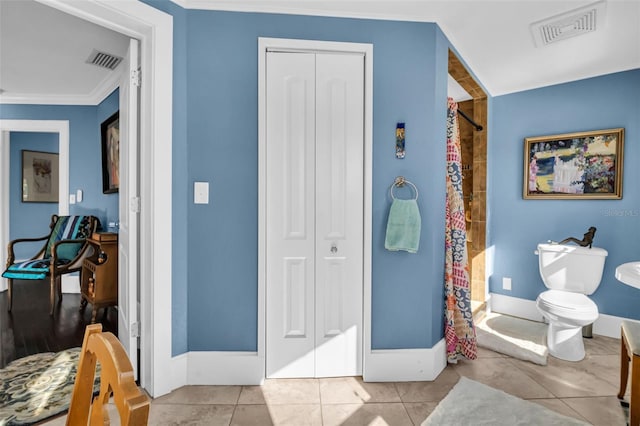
(390, 176, 419, 200)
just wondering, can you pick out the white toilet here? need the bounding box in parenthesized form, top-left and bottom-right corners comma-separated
(535, 243, 608, 361)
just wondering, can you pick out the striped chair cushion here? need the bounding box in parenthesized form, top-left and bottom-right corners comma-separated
(2, 258, 72, 280)
(2, 215, 93, 281)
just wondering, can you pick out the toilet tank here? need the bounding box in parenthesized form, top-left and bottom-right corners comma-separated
(536, 243, 608, 295)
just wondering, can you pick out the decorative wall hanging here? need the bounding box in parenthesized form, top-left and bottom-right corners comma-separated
(101, 111, 120, 194)
(22, 150, 59, 203)
(395, 122, 405, 159)
(523, 128, 624, 200)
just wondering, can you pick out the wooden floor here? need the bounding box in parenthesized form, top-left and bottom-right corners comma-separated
(0, 279, 117, 369)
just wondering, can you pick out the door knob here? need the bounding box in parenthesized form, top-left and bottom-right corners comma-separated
(330, 244, 338, 254)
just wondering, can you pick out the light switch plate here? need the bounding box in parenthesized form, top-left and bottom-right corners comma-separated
(194, 181, 209, 204)
(69, 194, 76, 204)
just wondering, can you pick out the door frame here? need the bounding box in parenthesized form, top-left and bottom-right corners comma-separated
(32, 0, 174, 397)
(0, 120, 70, 292)
(258, 37, 373, 378)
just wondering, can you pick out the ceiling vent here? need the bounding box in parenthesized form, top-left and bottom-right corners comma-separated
(86, 49, 123, 70)
(530, 0, 606, 47)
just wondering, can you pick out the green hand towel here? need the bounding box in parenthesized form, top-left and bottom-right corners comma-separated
(385, 199, 421, 253)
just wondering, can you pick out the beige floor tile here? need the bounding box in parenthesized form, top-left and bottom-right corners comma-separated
(149, 403, 234, 425)
(319, 377, 401, 404)
(403, 401, 440, 425)
(528, 398, 588, 422)
(477, 346, 508, 358)
(452, 357, 555, 399)
(267, 404, 322, 425)
(152, 385, 241, 405)
(258, 378, 320, 405)
(512, 355, 619, 398)
(395, 367, 460, 403)
(584, 335, 620, 356)
(231, 405, 274, 426)
(561, 396, 628, 426)
(238, 385, 267, 404)
(321, 403, 413, 426)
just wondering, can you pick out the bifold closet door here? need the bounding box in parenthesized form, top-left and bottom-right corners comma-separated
(266, 51, 364, 378)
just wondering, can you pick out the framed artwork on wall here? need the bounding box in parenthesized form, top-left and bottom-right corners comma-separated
(523, 128, 624, 200)
(101, 111, 120, 194)
(22, 150, 59, 203)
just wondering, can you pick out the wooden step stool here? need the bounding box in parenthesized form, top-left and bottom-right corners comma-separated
(619, 320, 640, 426)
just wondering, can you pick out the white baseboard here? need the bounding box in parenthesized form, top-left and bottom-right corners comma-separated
(169, 340, 448, 388)
(186, 351, 265, 385)
(363, 339, 447, 382)
(489, 292, 631, 339)
(62, 274, 80, 294)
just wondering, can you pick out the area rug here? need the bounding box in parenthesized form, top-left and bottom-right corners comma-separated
(423, 376, 588, 425)
(476, 312, 548, 365)
(0, 348, 100, 426)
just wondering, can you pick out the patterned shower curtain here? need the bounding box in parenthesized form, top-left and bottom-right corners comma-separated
(444, 97, 478, 363)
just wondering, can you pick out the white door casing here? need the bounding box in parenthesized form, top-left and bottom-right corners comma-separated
(0, 120, 70, 292)
(118, 38, 140, 379)
(265, 50, 364, 378)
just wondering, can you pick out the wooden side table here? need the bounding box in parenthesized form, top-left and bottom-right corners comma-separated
(80, 232, 118, 323)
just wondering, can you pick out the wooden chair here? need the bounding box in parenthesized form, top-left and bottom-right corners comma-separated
(2, 214, 99, 314)
(619, 320, 640, 426)
(67, 323, 150, 425)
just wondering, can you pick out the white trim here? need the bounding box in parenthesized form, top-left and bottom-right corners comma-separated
(61, 274, 80, 294)
(38, 0, 175, 397)
(489, 292, 632, 339)
(488, 292, 543, 322)
(258, 37, 373, 380)
(0, 72, 119, 106)
(363, 340, 447, 382)
(187, 352, 264, 385)
(0, 120, 70, 292)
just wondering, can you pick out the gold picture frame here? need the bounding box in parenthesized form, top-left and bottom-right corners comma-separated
(523, 128, 624, 200)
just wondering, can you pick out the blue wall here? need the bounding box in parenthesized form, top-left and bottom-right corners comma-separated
(178, 10, 450, 352)
(9, 132, 59, 259)
(490, 69, 640, 320)
(1, 91, 120, 235)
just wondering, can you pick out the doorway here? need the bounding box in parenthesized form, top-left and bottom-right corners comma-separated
(448, 50, 488, 312)
(0, 0, 173, 396)
(258, 38, 374, 380)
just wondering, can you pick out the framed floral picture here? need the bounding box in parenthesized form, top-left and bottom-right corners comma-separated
(22, 150, 59, 203)
(523, 128, 624, 200)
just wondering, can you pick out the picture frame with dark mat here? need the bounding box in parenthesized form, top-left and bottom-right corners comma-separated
(101, 111, 120, 194)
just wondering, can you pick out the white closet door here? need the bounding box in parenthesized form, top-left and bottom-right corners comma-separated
(266, 51, 364, 378)
(314, 53, 364, 377)
(266, 52, 317, 378)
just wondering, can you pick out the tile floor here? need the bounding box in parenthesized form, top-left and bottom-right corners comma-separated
(44, 334, 628, 425)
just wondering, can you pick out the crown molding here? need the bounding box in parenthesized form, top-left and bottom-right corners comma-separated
(0, 71, 119, 106)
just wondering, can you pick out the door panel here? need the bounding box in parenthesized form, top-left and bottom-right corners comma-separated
(314, 53, 364, 377)
(118, 38, 140, 378)
(266, 52, 316, 378)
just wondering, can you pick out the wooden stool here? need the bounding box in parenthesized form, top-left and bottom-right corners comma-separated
(619, 320, 640, 426)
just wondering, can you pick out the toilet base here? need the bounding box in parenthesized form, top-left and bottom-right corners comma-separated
(547, 322, 586, 362)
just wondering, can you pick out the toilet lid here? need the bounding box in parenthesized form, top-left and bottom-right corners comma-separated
(538, 290, 597, 313)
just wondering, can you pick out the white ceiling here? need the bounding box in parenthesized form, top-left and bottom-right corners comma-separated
(1, 0, 638, 105)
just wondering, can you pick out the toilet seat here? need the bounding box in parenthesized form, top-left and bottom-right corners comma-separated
(537, 290, 598, 321)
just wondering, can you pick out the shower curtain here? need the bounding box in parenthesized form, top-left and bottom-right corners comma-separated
(444, 97, 478, 363)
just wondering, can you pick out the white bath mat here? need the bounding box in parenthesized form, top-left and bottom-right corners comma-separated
(476, 312, 548, 365)
(423, 377, 588, 425)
